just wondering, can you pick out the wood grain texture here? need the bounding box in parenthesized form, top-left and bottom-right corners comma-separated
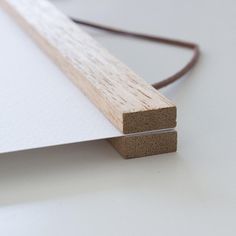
(108, 130, 177, 158)
(1, 0, 176, 134)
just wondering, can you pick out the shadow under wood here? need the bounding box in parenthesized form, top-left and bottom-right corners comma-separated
(0, 139, 178, 207)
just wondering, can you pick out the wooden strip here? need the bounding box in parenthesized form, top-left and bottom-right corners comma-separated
(108, 130, 177, 158)
(1, 0, 176, 134)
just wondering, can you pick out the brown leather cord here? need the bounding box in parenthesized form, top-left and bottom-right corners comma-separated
(71, 18, 200, 90)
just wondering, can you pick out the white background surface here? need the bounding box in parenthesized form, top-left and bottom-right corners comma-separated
(0, 0, 236, 235)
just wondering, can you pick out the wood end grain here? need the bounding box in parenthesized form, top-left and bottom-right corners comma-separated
(123, 106, 176, 134)
(108, 130, 177, 158)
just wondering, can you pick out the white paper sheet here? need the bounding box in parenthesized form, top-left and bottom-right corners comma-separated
(0, 10, 122, 154)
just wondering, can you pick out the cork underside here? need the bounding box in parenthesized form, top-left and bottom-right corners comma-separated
(108, 130, 177, 159)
